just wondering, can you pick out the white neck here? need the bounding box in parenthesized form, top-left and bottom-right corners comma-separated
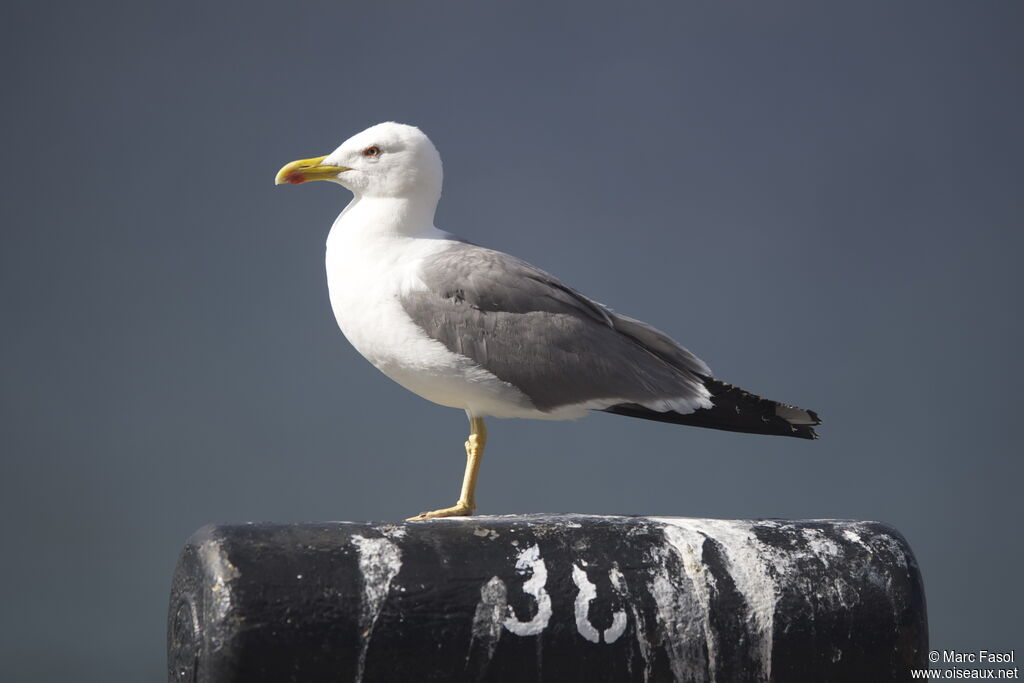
(333, 193, 440, 240)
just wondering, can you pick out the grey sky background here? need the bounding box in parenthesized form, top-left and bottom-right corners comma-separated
(2, 2, 1021, 680)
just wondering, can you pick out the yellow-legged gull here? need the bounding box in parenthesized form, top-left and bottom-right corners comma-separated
(275, 122, 820, 520)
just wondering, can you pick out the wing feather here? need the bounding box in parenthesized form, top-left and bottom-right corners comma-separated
(401, 242, 711, 414)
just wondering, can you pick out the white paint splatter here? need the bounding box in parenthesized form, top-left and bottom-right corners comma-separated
(503, 544, 552, 636)
(351, 535, 402, 683)
(867, 525, 910, 570)
(653, 522, 719, 682)
(842, 529, 870, 551)
(375, 524, 407, 540)
(646, 517, 919, 682)
(649, 560, 707, 683)
(799, 527, 861, 609)
(609, 564, 648, 674)
(199, 538, 240, 629)
(470, 576, 508, 662)
(571, 564, 601, 643)
(661, 518, 779, 683)
(801, 527, 844, 560)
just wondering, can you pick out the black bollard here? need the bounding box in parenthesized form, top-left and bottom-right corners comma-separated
(167, 514, 927, 683)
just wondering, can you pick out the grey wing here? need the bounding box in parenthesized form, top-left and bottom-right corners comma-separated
(401, 242, 712, 413)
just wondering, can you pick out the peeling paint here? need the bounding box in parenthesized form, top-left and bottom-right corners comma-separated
(351, 535, 402, 683)
(473, 527, 499, 540)
(199, 538, 240, 627)
(470, 576, 508, 663)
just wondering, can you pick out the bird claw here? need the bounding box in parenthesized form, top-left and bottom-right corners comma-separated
(406, 502, 475, 521)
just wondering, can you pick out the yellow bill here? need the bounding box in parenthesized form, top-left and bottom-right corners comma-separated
(275, 155, 351, 185)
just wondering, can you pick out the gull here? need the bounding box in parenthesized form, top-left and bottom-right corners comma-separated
(275, 122, 820, 520)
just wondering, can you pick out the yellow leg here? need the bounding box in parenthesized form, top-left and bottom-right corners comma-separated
(407, 416, 487, 520)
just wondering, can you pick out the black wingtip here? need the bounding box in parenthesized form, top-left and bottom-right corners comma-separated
(602, 378, 822, 440)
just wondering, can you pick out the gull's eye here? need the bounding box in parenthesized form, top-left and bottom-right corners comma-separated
(362, 145, 381, 158)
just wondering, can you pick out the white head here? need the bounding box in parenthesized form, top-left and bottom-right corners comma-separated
(275, 122, 443, 201)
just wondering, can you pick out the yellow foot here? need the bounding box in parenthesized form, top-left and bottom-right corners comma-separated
(406, 502, 475, 521)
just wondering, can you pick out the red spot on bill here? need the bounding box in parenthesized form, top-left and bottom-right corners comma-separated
(284, 171, 306, 184)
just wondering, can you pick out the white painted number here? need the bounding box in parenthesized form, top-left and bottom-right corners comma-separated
(477, 544, 629, 643)
(502, 544, 553, 636)
(572, 564, 628, 644)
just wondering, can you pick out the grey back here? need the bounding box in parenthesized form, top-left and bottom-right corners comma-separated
(401, 242, 710, 413)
